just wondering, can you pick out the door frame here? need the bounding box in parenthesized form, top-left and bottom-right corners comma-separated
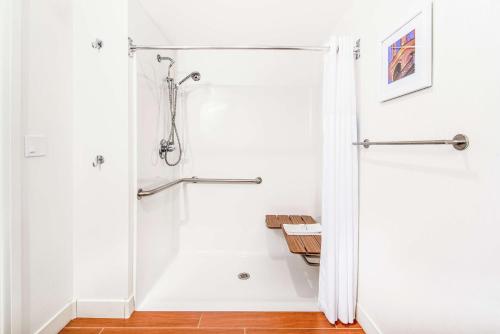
(1, 0, 22, 332)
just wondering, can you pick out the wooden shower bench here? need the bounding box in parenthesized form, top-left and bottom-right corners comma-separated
(265, 215, 321, 266)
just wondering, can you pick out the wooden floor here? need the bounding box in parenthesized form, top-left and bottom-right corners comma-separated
(61, 312, 365, 334)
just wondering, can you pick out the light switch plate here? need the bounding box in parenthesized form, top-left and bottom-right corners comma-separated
(24, 135, 47, 157)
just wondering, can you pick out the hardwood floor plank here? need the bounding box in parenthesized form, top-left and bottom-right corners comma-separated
(101, 329, 243, 334)
(199, 312, 335, 329)
(66, 312, 201, 328)
(59, 329, 103, 334)
(63, 312, 365, 333)
(334, 321, 362, 329)
(247, 330, 364, 334)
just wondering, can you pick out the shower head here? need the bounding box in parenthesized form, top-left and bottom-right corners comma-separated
(178, 72, 201, 86)
(191, 72, 201, 81)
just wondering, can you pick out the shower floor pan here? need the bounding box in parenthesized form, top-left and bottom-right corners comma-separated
(137, 251, 320, 311)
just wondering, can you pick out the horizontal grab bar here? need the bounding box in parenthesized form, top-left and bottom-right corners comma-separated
(352, 134, 469, 151)
(137, 176, 263, 199)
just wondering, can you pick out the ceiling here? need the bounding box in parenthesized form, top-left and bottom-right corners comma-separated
(137, 0, 351, 45)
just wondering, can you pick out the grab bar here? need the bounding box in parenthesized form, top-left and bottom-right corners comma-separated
(352, 134, 469, 151)
(137, 176, 263, 199)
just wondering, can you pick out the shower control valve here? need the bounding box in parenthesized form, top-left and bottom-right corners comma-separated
(159, 139, 175, 158)
(159, 139, 168, 158)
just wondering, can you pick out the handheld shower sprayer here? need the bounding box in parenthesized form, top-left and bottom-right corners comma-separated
(156, 55, 201, 166)
(178, 72, 201, 86)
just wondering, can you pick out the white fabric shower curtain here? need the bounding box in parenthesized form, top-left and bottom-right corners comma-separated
(319, 37, 359, 324)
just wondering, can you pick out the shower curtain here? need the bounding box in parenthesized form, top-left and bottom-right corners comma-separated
(319, 37, 359, 324)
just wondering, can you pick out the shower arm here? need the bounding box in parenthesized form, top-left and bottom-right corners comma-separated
(157, 54, 175, 78)
(137, 176, 263, 199)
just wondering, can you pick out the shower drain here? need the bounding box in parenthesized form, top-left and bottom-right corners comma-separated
(237, 272, 250, 280)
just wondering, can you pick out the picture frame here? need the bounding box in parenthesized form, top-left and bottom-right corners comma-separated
(380, 2, 433, 102)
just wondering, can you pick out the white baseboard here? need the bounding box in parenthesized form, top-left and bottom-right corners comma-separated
(357, 304, 383, 334)
(125, 295, 135, 318)
(34, 301, 76, 334)
(76, 296, 135, 319)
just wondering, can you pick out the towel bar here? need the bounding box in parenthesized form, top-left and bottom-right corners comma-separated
(353, 134, 469, 151)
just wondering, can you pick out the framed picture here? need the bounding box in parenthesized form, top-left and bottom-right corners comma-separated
(380, 2, 433, 102)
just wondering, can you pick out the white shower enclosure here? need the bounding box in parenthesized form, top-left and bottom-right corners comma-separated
(131, 2, 324, 311)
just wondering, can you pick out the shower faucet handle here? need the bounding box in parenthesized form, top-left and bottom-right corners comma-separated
(159, 139, 176, 159)
(159, 139, 168, 159)
(167, 143, 176, 152)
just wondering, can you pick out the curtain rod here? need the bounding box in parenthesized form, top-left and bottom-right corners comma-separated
(128, 38, 360, 58)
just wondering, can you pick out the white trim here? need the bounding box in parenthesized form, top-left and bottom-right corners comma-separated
(356, 304, 383, 334)
(76, 296, 135, 319)
(128, 55, 139, 314)
(125, 296, 135, 318)
(3, 0, 23, 331)
(0, 0, 12, 330)
(33, 302, 76, 334)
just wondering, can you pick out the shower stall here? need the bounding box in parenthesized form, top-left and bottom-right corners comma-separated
(132, 11, 324, 309)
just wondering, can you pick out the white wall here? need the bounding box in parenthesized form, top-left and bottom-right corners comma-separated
(73, 0, 133, 317)
(176, 51, 324, 252)
(0, 0, 14, 330)
(2, 0, 23, 332)
(19, 0, 75, 332)
(333, 1, 500, 333)
(136, 0, 351, 46)
(128, 0, 181, 309)
(3, 0, 133, 327)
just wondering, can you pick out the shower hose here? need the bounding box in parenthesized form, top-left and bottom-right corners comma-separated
(164, 79, 182, 166)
